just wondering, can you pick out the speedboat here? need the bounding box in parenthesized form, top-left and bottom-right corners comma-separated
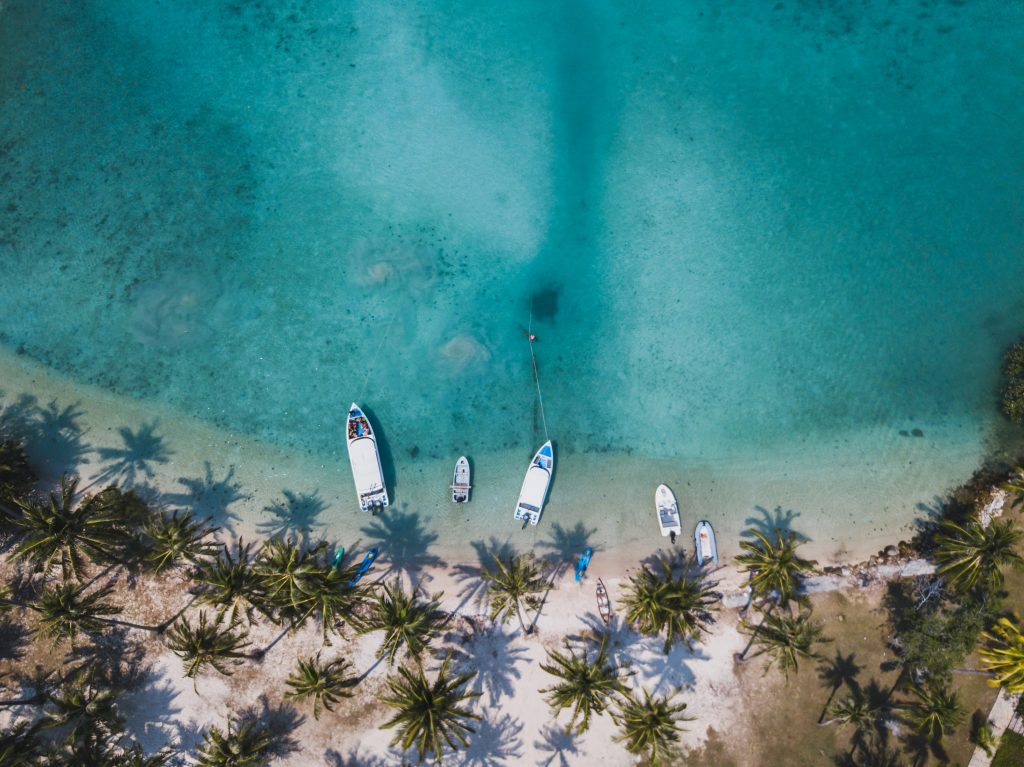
(513, 441, 553, 526)
(346, 403, 389, 512)
(655, 484, 682, 539)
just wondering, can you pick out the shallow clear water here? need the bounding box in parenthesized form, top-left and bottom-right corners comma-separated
(2, 0, 1023, 559)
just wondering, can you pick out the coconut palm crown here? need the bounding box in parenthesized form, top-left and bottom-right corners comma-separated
(612, 688, 692, 765)
(380, 653, 481, 765)
(284, 653, 356, 720)
(742, 609, 827, 679)
(735, 527, 817, 606)
(9, 476, 133, 581)
(901, 683, 965, 743)
(932, 518, 1023, 594)
(165, 611, 251, 691)
(195, 717, 272, 767)
(193, 539, 271, 627)
(979, 615, 1024, 693)
(540, 634, 632, 734)
(354, 577, 445, 666)
(618, 556, 720, 653)
(479, 553, 549, 634)
(141, 510, 219, 573)
(29, 581, 122, 646)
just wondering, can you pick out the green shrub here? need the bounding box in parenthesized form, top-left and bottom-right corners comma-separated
(1002, 342, 1024, 423)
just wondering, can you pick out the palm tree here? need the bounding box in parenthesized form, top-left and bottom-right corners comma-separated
(9, 476, 132, 581)
(820, 694, 880, 742)
(612, 688, 692, 765)
(932, 518, 1023, 593)
(979, 615, 1024, 693)
(835, 734, 906, 767)
(540, 634, 632, 733)
(141, 510, 218, 573)
(165, 611, 251, 691)
(28, 582, 123, 645)
(816, 651, 863, 724)
(195, 717, 272, 767)
(193, 539, 272, 627)
(255, 536, 326, 621)
(380, 653, 481, 765)
(0, 721, 39, 767)
(39, 669, 123, 745)
(354, 577, 445, 666)
(480, 553, 549, 634)
(284, 652, 356, 720)
(291, 564, 364, 645)
(618, 557, 720, 653)
(901, 683, 965, 743)
(735, 527, 816, 607)
(741, 609, 827, 679)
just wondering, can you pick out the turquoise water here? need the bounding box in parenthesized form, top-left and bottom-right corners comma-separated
(2, 1, 1024, 558)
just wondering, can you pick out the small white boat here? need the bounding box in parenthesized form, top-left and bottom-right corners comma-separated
(655, 484, 682, 538)
(694, 520, 719, 567)
(346, 403, 389, 512)
(514, 441, 553, 526)
(451, 456, 471, 503)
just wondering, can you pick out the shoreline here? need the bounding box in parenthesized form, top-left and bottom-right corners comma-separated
(0, 347, 993, 573)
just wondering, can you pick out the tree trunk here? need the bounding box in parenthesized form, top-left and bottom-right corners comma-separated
(736, 601, 774, 662)
(817, 684, 841, 725)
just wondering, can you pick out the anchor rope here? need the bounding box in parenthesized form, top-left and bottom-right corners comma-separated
(528, 304, 550, 441)
(360, 306, 400, 400)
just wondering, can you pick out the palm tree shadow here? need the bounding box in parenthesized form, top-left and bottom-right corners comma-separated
(93, 421, 172, 487)
(0, 394, 92, 479)
(816, 650, 863, 722)
(638, 547, 688, 573)
(0, 616, 31, 663)
(627, 634, 707, 695)
(743, 505, 808, 542)
(324, 747, 391, 767)
(360, 506, 445, 582)
(534, 723, 580, 767)
(460, 712, 524, 766)
(167, 461, 249, 528)
(536, 521, 601, 577)
(444, 625, 528, 705)
(451, 537, 518, 617)
(257, 489, 328, 546)
(119, 671, 183, 751)
(236, 695, 304, 759)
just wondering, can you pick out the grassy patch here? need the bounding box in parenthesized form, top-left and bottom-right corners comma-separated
(992, 730, 1024, 767)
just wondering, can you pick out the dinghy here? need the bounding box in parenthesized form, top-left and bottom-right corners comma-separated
(514, 441, 554, 526)
(655, 484, 682, 539)
(346, 403, 389, 512)
(596, 578, 612, 625)
(451, 456, 471, 503)
(575, 547, 593, 582)
(694, 520, 719, 567)
(347, 547, 379, 587)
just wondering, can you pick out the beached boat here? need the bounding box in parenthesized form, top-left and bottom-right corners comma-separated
(513, 440, 554, 526)
(596, 578, 612, 625)
(694, 520, 719, 567)
(346, 403, 389, 512)
(451, 456, 471, 503)
(655, 484, 682, 539)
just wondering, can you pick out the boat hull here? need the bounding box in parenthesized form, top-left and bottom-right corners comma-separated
(346, 403, 389, 512)
(694, 520, 719, 567)
(514, 441, 553, 526)
(655, 484, 682, 537)
(451, 456, 471, 503)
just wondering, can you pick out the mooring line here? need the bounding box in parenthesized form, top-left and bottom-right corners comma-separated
(528, 304, 549, 441)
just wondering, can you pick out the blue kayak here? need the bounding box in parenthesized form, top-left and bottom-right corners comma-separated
(331, 547, 346, 569)
(347, 547, 379, 587)
(575, 547, 593, 582)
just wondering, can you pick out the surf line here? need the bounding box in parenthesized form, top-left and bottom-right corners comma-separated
(527, 304, 550, 441)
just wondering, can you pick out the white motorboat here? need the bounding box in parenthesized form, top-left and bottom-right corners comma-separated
(655, 484, 682, 538)
(694, 520, 719, 567)
(346, 403, 389, 512)
(514, 441, 553, 526)
(451, 456, 471, 503)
